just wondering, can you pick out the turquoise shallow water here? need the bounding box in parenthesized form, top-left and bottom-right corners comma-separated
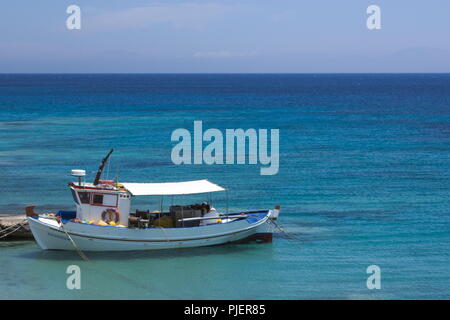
(1, 74, 450, 299)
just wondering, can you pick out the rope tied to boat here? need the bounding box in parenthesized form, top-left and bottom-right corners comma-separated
(157, 226, 170, 243)
(58, 220, 180, 298)
(23, 208, 179, 298)
(59, 221, 90, 262)
(0, 219, 28, 239)
(267, 218, 305, 247)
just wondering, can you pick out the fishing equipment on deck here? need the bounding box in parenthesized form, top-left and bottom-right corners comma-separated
(153, 215, 175, 228)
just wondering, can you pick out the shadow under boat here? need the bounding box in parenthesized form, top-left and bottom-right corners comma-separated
(17, 239, 273, 261)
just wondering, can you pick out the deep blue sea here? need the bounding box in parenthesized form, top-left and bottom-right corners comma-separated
(1, 74, 450, 299)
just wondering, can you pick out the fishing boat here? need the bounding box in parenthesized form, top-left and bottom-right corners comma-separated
(27, 150, 280, 251)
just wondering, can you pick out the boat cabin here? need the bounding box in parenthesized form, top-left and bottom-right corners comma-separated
(69, 180, 132, 226)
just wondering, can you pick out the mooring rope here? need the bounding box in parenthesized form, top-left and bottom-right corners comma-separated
(0, 219, 27, 234)
(0, 219, 28, 239)
(267, 219, 305, 246)
(157, 225, 170, 242)
(59, 222, 179, 298)
(14, 214, 177, 298)
(0, 221, 27, 239)
(59, 221, 90, 262)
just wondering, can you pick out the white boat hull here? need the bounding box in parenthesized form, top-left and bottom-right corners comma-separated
(28, 211, 275, 251)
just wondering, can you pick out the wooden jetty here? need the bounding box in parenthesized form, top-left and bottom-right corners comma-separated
(0, 214, 33, 240)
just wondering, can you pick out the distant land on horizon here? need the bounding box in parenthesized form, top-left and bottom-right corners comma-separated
(1, 46, 449, 73)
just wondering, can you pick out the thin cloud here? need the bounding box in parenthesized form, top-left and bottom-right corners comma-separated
(193, 51, 257, 58)
(88, 3, 234, 31)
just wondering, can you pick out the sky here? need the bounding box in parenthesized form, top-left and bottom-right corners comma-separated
(0, 0, 449, 73)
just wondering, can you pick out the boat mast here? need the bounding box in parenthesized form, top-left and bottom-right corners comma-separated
(93, 148, 114, 185)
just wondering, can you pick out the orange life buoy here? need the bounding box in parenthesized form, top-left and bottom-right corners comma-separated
(101, 208, 120, 223)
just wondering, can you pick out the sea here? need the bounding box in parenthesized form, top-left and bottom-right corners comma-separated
(0, 74, 449, 299)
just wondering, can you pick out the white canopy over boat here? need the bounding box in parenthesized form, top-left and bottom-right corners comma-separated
(121, 179, 226, 196)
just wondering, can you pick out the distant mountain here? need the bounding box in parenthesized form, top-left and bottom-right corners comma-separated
(381, 47, 450, 72)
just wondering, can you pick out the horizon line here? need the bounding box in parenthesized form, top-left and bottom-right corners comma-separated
(1, 72, 450, 75)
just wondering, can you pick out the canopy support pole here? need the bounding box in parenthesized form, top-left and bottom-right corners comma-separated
(181, 195, 184, 227)
(226, 190, 229, 214)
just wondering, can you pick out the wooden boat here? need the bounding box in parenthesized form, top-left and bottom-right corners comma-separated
(27, 150, 280, 251)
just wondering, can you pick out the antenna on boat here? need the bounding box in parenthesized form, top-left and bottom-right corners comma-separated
(93, 148, 114, 185)
(71, 169, 86, 186)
